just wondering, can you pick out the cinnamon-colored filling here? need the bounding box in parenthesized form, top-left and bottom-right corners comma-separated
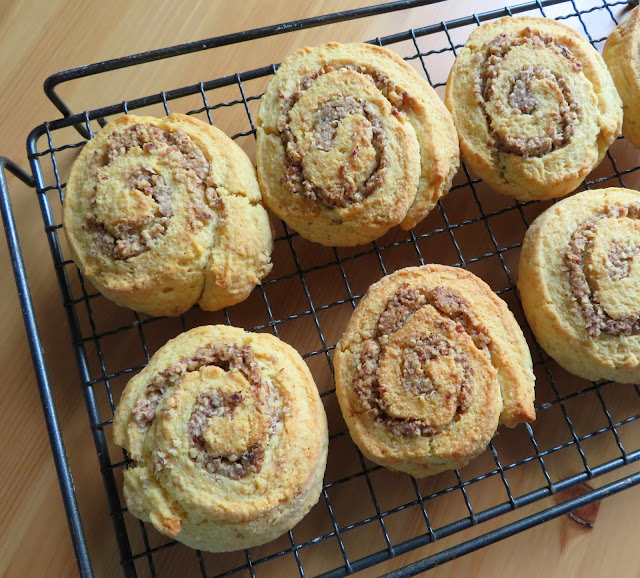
(86, 123, 219, 260)
(353, 285, 491, 437)
(565, 204, 640, 338)
(476, 28, 581, 157)
(187, 391, 264, 479)
(132, 343, 271, 479)
(606, 241, 640, 281)
(277, 63, 412, 208)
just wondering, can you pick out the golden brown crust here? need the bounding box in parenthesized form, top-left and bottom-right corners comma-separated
(519, 187, 640, 383)
(446, 16, 622, 201)
(112, 325, 328, 552)
(63, 114, 273, 316)
(256, 42, 459, 246)
(334, 265, 535, 478)
(603, 6, 640, 149)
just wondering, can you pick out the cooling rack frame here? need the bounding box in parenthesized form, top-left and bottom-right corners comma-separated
(2, 1, 640, 576)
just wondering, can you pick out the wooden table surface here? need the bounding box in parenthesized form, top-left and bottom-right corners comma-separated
(2, 1, 640, 576)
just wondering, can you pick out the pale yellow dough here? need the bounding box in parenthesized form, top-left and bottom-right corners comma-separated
(604, 6, 640, 149)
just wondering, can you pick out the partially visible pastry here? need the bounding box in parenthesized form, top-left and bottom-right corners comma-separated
(113, 325, 328, 552)
(256, 42, 459, 246)
(63, 114, 273, 316)
(446, 16, 622, 201)
(334, 265, 535, 478)
(603, 6, 640, 148)
(519, 187, 640, 383)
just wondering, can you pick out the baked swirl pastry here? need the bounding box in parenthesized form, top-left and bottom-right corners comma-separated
(446, 16, 622, 201)
(113, 325, 328, 552)
(603, 6, 640, 149)
(256, 42, 459, 246)
(334, 265, 535, 478)
(519, 187, 640, 383)
(63, 114, 273, 316)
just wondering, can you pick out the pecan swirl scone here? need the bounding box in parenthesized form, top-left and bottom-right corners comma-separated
(113, 325, 328, 552)
(519, 188, 640, 383)
(604, 6, 640, 149)
(334, 265, 535, 478)
(256, 42, 459, 246)
(446, 17, 622, 201)
(63, 114, 273, 316)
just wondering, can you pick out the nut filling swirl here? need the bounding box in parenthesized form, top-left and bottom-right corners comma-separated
(476, 28, 581, 158)
(63, 113, 274, 317)
(257, 42, 461, 246)
(132, 343, 275, 479)
(86, 123, 218, 260)
(565, 203, 640, 338)
(112, 325, 328, 551)
(282, 96, 387, 207)
(187, 391, 265, 480)
(446, 16, 622, 203)
(336, 265, 535, 478)
(277, 64, 412, 209)
(353, 284, 493, 438)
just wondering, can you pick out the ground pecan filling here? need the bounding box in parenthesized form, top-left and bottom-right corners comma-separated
(399, 335, 471, 412)
(353, 285, 491, 437)
(187, 392, 265, 479)
(476, 28, 581, 157)
(132, 343, 273, 479)
(86, 123, 219, 260)
(277, 63, 411, 208)
(606, 241, 640, 281)
(132, 344, 263, 427)
(565, 204, 640, 338)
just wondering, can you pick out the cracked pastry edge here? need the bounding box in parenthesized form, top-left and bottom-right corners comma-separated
(63, 113, 273, 316)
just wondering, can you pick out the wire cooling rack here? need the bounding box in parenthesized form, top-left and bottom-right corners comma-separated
(3, 0, 640, 576)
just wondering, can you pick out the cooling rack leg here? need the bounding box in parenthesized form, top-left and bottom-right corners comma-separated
(0, 157, 94, 578)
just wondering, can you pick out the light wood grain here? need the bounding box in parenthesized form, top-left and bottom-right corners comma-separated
(2, 1, 640, 577)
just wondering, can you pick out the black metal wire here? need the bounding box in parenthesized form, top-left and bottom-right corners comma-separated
(0, 158, 93, 577)
(5, 1, 639, 577)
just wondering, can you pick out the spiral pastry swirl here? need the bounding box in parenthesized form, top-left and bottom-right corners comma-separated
(63, 114, 273, 316)
(604, 6, 640, 149)
(113, 325, 328, 552)
(519, 188, 640, 383)
(256, 42, 459, 246)
(446, 17, 622, 201)
(334, 265, 535, 478)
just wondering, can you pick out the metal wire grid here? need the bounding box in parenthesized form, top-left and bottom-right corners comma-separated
(22, 0, 640, 576)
